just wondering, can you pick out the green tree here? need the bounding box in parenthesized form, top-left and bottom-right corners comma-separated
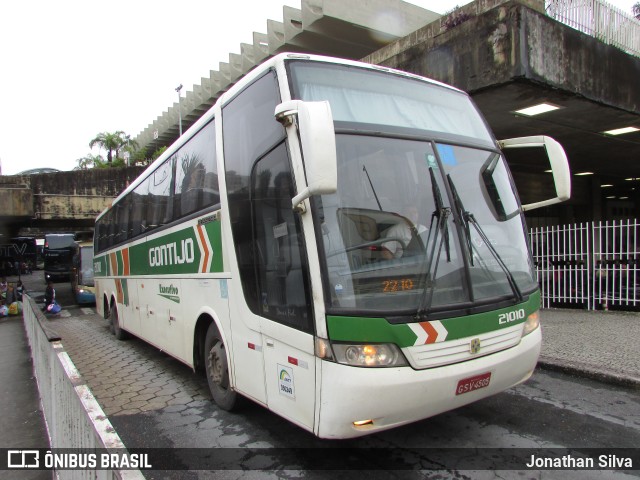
(75, 153, 104, 170)
(89, 131, 138, 164)
(152, 146, 168, 161)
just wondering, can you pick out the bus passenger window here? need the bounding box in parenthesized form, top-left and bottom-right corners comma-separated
(174, 120, 218, 217)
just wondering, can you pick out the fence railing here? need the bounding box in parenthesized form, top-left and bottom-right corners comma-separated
(530, 219, 640, 309)
(22, 294, 144, 479)
(546, 0, 640, 57)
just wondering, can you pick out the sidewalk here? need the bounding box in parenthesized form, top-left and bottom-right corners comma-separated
(0, 274, 50, 479)
(539, 308, 640, 386)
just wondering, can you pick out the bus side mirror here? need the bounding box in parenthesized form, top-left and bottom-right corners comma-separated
(275, 100, 338, 208)
(498, 135, 571, 211)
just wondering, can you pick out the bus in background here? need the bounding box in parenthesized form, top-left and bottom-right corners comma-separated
(71, 241, 96, 305)
(35, 238, 45, 270)
(44, 233, 76, 281)
(93, 53, 570, 439)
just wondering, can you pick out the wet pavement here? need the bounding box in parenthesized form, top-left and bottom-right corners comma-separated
(2, 271, 640, 477)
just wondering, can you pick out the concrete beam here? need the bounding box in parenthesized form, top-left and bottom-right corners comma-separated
(134, 0, 440, 155)
(301, 0, 439, 48)
(253, 32, 270, 62)
(267, 19, 287, 53)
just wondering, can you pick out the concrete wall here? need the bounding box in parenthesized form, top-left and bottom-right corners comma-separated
(26, 167, 145, 221)
(363, 0, 640, 112)
(0, 183, 33, 217)
(0, 166, 146, 237)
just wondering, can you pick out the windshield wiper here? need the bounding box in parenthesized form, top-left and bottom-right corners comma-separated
(447, 174, 523, 302)
(426, 167, 451, 262)
(416, 168, 451, 317)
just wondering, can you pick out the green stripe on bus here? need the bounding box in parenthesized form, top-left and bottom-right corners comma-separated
(440, 291, 540, 340)
(116, 250, 123, 276)
(204, 220, 223, 272)
(327, 291, 541, 347)
(93, 256, 108, 277)
(122, 278, 129, 306)
(326, 315, 418, 347)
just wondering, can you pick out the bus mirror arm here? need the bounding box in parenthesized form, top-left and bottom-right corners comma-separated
(275, 100, 338, 210)
(498, 135, 571, 211)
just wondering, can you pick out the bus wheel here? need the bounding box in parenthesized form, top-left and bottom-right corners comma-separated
(204, 323, 237, 411)
(110, 306, 128, 341)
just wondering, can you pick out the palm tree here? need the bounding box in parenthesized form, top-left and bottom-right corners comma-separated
(117, 133, 139, 160)
(89, 131, 138, 164)
(75, 153, 104, 170)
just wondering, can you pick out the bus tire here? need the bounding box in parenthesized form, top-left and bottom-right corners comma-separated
(204, 323, 237, 411)
(110, 305, 129, 340)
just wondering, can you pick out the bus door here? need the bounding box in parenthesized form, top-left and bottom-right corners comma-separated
(139, 277, 184, 359)
(251, 145, 317, 430)
(222, 71, 315, 422)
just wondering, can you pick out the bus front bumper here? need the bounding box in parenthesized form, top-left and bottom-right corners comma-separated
(316, 328, 541, 439)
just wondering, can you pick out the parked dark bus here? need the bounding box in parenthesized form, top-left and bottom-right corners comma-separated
(71, 241, 95, 304)
(44, 233, 76, 281)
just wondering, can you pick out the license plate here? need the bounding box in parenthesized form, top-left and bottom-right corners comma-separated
(455, 372, 491, 395)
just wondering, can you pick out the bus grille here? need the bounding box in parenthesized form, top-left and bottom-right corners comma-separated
(403, 324, 524, 369)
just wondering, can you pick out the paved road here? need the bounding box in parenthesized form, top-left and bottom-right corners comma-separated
(0, 310, 50, 480)
(6, 273, 640, 478)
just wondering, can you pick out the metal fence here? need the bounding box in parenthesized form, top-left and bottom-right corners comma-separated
(530, 219, 640, 309)
(22, 295, 144, 480)
(546, 0, 640, 57)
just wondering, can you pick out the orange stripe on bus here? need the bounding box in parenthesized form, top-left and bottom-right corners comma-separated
(419, 321, 439, 344)
(122, 248, 130, 276)
(197, 225, 210, 273)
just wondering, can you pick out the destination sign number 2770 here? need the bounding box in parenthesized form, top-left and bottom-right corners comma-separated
(382, 278, 414, 292)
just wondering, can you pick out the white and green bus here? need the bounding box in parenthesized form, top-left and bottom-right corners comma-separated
(94, 53, 570, 439)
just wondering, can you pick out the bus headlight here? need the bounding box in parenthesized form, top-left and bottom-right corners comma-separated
(333, 343, 408, 367)
(522, 311, 540, 336)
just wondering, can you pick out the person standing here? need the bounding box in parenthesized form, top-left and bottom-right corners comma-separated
(44, 280, 56, 310)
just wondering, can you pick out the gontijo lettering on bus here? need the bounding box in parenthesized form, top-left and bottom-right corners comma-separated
(148, 239, 195, 267)
(93, 221, 223, 277)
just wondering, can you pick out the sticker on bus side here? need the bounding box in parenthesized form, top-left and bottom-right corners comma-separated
(278, 364, 295, 399)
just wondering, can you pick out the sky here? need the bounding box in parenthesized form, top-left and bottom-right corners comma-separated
(0, 0, 637, 175)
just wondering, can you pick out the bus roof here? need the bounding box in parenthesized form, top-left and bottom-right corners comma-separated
(98, 53, 464, 222)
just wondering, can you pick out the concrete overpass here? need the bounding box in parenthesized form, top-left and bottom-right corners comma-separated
(0, 167, 144, 239)
(135, 0, 640, 227)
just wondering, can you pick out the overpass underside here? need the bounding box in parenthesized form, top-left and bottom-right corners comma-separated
(365, 0, 640, 225)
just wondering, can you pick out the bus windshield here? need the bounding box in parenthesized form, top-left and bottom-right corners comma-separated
(288, 62, 536, 317)
(80, 246, 95, 286)
(287, 61, 494, 147)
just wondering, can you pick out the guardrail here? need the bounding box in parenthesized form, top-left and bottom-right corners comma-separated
(22, 294, 144, 479)
(546, 0, 640, 57)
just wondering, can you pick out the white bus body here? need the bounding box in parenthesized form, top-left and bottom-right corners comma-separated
(94, 53, 569, 439)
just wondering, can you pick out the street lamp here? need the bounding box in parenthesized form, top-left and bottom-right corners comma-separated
(175, 84, 183, 136)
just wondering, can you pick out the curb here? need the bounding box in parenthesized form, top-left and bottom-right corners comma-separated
(538, 356, 640, 388)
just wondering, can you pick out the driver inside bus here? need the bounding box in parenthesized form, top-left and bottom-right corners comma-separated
(381, 205, 427, 259)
